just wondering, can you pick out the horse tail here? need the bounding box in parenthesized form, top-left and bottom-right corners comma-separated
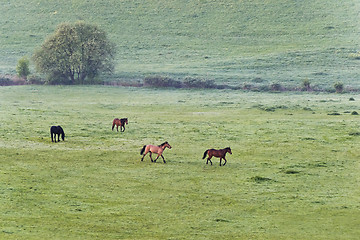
(202, 150, 209, 159)
(140, 145, 146, 155)
(112, 120, 115, 131)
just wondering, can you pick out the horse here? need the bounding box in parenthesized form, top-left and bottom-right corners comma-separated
(112, 118, 128, 132)
(140, 141, 172, 163)
(50, 126, 65, 143)
(202, 147, 232, 166)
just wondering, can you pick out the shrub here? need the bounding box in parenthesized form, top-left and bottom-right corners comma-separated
(183, 77, 216, 88)
(334, 82, 344, 93)
(349, 132, 360, 136)
(16, 56, 30, 79)
(0, 77, 13, 86)
(257, 85, 270, 92)
(0, 75, 26, 85)
(270, 82, 282, 91)
(302, 78, 311, 91)
(144, 76, 182, 88)
(242, 83, 254, 90)
(27, 74, 44, 84)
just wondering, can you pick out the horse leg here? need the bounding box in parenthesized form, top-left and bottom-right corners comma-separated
(219, 158, 223, 166)
(207, 156, 213, 165)
(222, 157, 227, 166)
(141, 149, 149, 161)
(153, 153, 161, 163)
(141, 150, 148, 161)
(160, 155, 166, 163)
(121, 125, 125, 132)
(116, 125, 119, 132)
(149, 152, 154, 162)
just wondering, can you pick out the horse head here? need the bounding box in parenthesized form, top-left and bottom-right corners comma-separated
(161, 141, 172, 149)
(226, 147, 232, 154)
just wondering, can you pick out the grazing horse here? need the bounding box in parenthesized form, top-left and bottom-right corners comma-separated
(112, 118, 128, 132)
(140, 141, 172, 163)
(50, 126, 65, 143)
(202, 147, 232, 166)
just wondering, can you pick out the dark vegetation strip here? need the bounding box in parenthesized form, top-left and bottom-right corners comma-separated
(2, 74, 360, 93)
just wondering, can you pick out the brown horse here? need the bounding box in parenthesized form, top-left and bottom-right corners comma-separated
(202, 147, 232, 166)
(140, 141, 172, 163)
(112, 118, 128, 132)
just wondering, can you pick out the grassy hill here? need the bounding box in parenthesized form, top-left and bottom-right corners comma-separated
(1, 0, 359, 88)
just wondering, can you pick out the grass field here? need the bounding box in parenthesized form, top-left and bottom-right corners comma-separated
(1, 86, 359, 239)
(1, 0, 360, 88)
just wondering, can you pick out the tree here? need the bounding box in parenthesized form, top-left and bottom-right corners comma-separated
(33, 22, 116, 84)
(16, 56, 30, 79)
(302, 78, 311, 91)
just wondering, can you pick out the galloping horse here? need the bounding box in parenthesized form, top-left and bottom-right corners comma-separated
(112, 118, 128, 132)
(50, 126, 65, 143)
(202, 147, 232, 166)
(140, 141, 172, 163)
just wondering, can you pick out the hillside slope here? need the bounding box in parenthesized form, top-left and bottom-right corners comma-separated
(1, 0, 359, 87)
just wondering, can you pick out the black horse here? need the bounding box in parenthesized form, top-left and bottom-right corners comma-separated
(50, 126, 65, 142)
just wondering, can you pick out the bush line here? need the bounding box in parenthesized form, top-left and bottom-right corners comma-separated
(2, 74, 360, 93)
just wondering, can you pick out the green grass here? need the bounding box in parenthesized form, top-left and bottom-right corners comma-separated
(1, 86, 360, 239)
(1, 0, 360, 88)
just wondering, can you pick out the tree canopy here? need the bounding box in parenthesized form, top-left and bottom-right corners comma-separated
(33, 22, 116, 84)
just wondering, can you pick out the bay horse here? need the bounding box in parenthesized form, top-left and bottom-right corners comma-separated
(50, 126, 65, 143)
(112, 118, 128, 132)
(140, 141, 172, 163)
(202, 147, 232, 166)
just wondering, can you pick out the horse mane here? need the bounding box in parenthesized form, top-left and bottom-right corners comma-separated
(158, 141, 168, 147)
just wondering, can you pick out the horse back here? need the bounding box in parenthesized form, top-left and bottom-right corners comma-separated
(148, 144, 163, 154)
(208, 149, 225, 158)
(51, 125, 64, 133)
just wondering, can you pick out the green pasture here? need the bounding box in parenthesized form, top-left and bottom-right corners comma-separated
(1, 0, 360, 88)
(0, 86, 359, 239)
